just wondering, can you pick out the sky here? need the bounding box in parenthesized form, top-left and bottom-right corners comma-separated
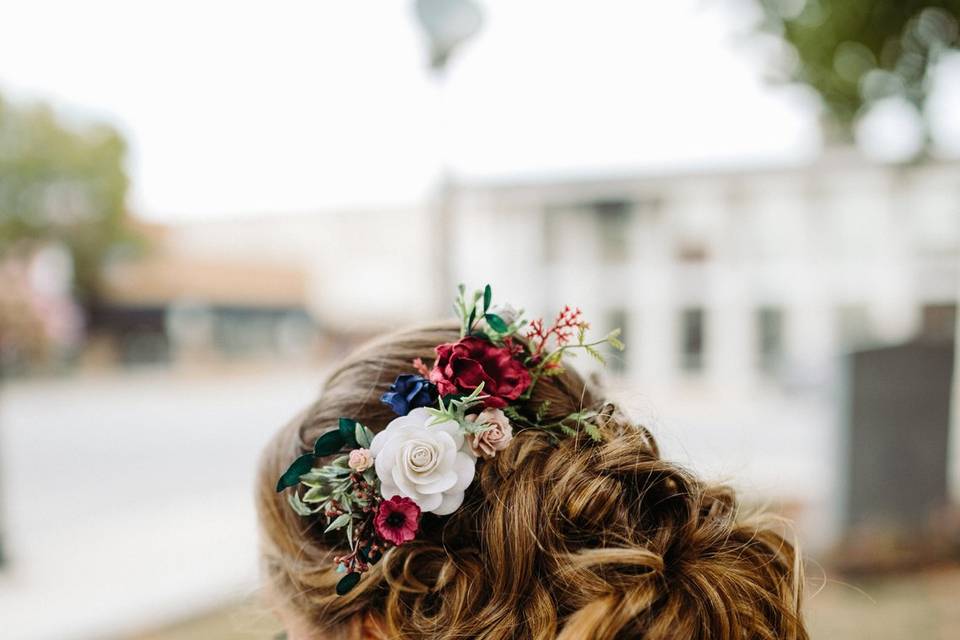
(1, 0, 950, 221)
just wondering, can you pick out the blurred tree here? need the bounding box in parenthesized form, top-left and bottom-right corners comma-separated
(0, 93, 137, 308)
(753, 0, 960, 147)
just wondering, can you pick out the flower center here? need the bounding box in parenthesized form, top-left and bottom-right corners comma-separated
(406, 441, 438, 472)
(386, 511, 406, 528)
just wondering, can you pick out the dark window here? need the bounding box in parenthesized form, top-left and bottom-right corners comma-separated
(680, 307, 705, 372)
(593, 199, 634, 263)
(756, 307, 784, 374)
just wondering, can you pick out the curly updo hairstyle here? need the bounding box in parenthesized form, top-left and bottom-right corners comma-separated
(257, 323, 808, 640)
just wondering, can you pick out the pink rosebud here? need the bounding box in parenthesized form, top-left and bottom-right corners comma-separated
(465, 408, 514, 459)
(348, 448, 373, 472)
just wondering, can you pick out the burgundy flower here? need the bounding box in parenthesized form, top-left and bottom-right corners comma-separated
(374, 496, 421, 546)
(429, 337, 532, 408)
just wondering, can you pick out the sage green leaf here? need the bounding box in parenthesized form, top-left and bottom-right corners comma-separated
(355, 423, 373, 449)
(314, 430, 346, 457)
(336, 572, 362, 596)
(288, 491, 314, 516)
(324, 513, 352, 533)
(276, 453, 315, 492)
(338, 418, 358, 447)
(484, 313, 508, 334)
(302, 486, 329, 503)
(483, 284, 492, 312)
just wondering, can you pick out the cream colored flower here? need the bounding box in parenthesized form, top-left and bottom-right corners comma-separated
(369, 408, 477, 515)
(348, 448, 373, 472)
(465, 408, 514, 459)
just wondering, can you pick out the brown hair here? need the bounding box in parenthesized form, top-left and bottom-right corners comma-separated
(257, 323, 808, 640)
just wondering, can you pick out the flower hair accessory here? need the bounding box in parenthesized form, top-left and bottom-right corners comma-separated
(276, 284, 624, 595)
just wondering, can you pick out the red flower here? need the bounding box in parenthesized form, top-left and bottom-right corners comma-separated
(374, 496, 421, 546)
(429, 337, 532, 408)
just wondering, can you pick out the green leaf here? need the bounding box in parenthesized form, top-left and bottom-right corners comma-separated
(302, 486, 329, 503)
(339, 418, 358, 447)
(467, 305, 477, 331)
(483, 284, 492, 312)
(584, 422, 603, 442)
(276, 453, 315, 492)
(355, 423, 374, 449)
(288, 491, 314, 516)
(324, 512, 352, 533)
(484, 313, 509, 334)
(314, 430, 346, 457)
(336, 572, 362, 596)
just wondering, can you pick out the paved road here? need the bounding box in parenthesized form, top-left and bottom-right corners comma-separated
(0, 367, 323, 640)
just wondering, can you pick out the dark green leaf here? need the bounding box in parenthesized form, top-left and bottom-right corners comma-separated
(338, 418, 358, 447)
(314, 430, 346, 457)
(467, 305, 477, 331)
(483, 284, 492, 312)
(276, 453, 315, 492)
(336, 572, 362, 596)
(484, 313, 508, 333)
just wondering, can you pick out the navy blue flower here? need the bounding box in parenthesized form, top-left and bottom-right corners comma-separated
(381, 374, 438, 416)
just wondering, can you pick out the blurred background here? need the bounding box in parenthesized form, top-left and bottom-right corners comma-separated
(2, 0, 960, 638)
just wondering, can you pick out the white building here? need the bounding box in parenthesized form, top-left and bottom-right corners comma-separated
(452, 150, 960, 397)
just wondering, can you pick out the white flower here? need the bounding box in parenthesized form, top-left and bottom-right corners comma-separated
(369, 407, 477, 515)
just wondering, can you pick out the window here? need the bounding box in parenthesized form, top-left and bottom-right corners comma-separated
(680, 307, 705, 372)
(756, 307, 784, 374)
(593, 199, 634, 263)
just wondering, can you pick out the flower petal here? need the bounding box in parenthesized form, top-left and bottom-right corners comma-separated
(451, 451, 477, 493)
(416, 491, 443, 513)
(432, 490, 465, 515)
(412, 470, 457, 494)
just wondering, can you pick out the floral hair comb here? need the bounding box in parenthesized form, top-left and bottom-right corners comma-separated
(276, 285, 624, 595)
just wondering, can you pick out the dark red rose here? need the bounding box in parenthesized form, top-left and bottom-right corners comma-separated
(429, 337, 532, 408)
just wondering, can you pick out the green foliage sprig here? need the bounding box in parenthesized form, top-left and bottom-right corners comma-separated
(427, 383, 491, 434)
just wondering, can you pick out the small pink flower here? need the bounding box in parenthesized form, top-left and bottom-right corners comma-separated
(348, 448, 373, 472)
(374, 496, 421, 546)
(466, 408, 514, 459)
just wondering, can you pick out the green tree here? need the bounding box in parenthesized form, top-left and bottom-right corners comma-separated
(0, 93, 136, 307)
(752, 0, 960, 148)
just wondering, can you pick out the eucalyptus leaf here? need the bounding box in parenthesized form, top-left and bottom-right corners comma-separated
(288, 491, 314, 516)
(324, 513, 352, 533)
(484, 313, 508, 334)
(276, 453, 315, 492)
(336, 572, 362, 596)
(302, 486, 329, 503)
(314, 430, 346, 456)
(483, 284, 492, 312)
(355, 423, 374, 449)
(338, 418, 358, 447)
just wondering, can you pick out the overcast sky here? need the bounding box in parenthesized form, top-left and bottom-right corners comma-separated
(2, 0, 954, 220)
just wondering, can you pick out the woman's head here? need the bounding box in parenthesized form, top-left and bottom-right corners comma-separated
(258, 322, 807, 639)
